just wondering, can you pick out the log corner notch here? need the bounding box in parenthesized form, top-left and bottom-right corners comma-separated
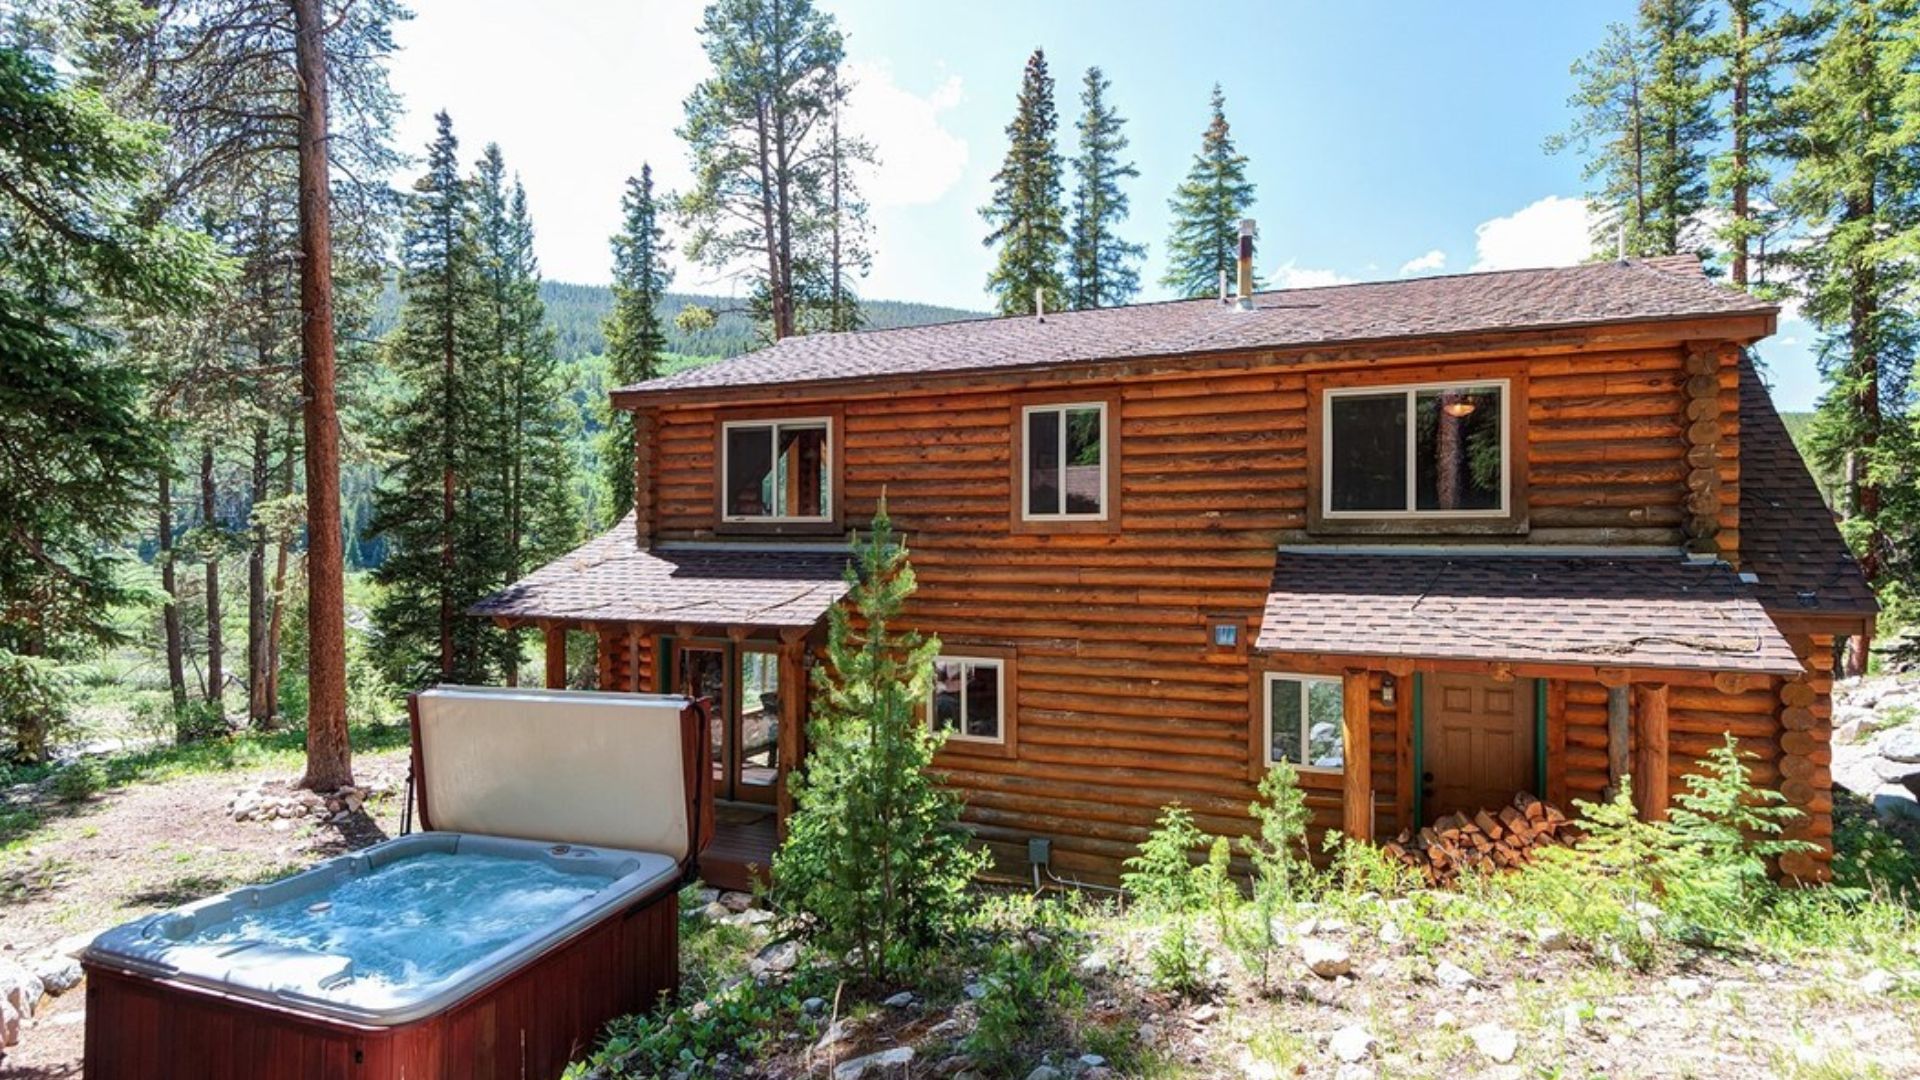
(1681, 341, 1730, 561)
(1777, 634, 1835, 883)
(632, 408, 657, 550)
(1342, 669, 1373, 842)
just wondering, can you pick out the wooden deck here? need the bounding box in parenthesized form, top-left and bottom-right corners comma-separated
(702, 806, 777, 892)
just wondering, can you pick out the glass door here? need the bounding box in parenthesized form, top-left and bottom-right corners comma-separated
(735, 649, 783, 805)
(675, 644, 731, 797)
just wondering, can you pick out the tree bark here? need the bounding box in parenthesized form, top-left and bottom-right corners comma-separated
(247, 420, 272, 727)
(1729, 5, 1750, 289)
(201, 441, 224, 725)
(294, 0, 353, 791)
(158, 460, 188, 710)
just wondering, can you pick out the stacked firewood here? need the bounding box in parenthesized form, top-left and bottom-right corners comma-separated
(1384, 792, 1573, 885)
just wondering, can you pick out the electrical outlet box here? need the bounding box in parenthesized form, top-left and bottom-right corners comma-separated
(1027, 837, 1052, 866)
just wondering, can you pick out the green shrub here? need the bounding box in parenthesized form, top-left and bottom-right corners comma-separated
(966, 918, 1086, 1073)
(773, 505, 986, 985)
(170, 699, 229, 744)
(1832, 792, 1920, 903)
(0, 649, 73, 764)
(1235, 763, 1314, 989)
(1122, 804, 1214, 995)
(50, 758, 105, 802)
(565, 971, 827, 1079)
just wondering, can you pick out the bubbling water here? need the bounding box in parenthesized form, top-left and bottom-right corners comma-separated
(183, 851, 602, 992)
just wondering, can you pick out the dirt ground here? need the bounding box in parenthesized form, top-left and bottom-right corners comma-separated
(0, 748, 411, 1078)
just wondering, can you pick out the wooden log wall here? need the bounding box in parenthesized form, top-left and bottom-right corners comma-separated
(642, 343, 1774, 880)
(1777, 634, 1836, 881)
(594, 626, 657, 692)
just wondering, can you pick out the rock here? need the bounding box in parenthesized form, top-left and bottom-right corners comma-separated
(925, 1017, 967, 1040)
(693, 887, 720, 905)
(1023, 1066, 1062, 1080)
(1532, 924, 1570, 951)
(1872, 756, 1920, 784)
(1434, 960, 1476, 989)
(697, 901, 729, 921)
(882, 990, 914, 1009)
(963, 981, 988, 1001)
(931, 1054, 974, 1077)
(833, 1046, 914, 1080)
(1190, 1003, 1218, 1024)
(1859, 969, 1898, 995)
(1334, 1066, 1371, 1080)
(1377, 921, 1404, 947)
(1873, 785, 1920, 821)
(0, 961, 43, 1019)
(1877, 726, 1920, 764)
(1, 996, 18, 1049)
(1667, 977, 1704, 1001)
(51, 932, 95, 960)
(1327, 1024, 1375, 1063)
(751, 940, 801, 976)
(719, 891, 755, 913)
(1077, 952, 1109, 976)
(1433, 1008, 1458, 1029)
(803, 996, 827, 1016)
(32, 954, 81, 995)
(816, 1018, 856, 1051)
(1078, 1053, 1107, 1068)
(1467, 1023, 1518, 1063)
(1299, 938, 1352, 979)
(722, 908, 776, 929)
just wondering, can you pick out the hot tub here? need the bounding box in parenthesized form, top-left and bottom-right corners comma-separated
(81, 687, 712, 1080)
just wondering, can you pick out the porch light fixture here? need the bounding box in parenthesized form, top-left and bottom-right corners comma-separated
(1441, 398, 1478, 418)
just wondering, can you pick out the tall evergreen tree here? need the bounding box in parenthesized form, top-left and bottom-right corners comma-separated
(369, 113, 505, 689)
(677, 0, 866, 341)
(603, 165, 673, 520)
(981, 48, 1067, 317)
(806, 64, 872, 333)
(1776, 0, 1920, 644)
(474, 147, 580, 683)
(1708, 0, 1799, 288)
(1162, 85, 1257, 299)
(1551, 3, 1718, 259)
(0, 29, 217, 761)
(1067, 66, 1144, 310)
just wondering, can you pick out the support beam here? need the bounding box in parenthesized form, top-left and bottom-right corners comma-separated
(542, 623, 567, 690)
(1342, 669, 1372, 841)
(1635, 683, 1671, 821)
(627, 624, 646, 693)
(1605, 685, 1630, 801)
(776, 636, 807, 838)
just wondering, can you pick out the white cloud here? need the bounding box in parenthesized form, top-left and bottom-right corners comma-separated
(843, 61, 968, 209)
(1399, 249, 1447, 275)
(1471, 195, 1597, 271)
(1268, 261, 1356, 290)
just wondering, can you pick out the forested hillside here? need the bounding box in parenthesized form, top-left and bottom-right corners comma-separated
(370, 279, 984, 363)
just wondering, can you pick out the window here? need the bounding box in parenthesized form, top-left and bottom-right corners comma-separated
(1022, 402, 1106, 520)
(1264, 672, 1344, 771)
(929, 656, 1004, 743)
(1325, 382, 1507, 516)
(722, 418, 831, 522)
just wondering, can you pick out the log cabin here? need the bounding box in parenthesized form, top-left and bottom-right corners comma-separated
(474, 245, 1874, 890)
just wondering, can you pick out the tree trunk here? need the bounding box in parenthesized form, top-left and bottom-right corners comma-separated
(247, 420, 272, 727)
(1729, 6, 1750, 289)
(201, 441, 224, 726)
(158, 459, 188, 710)
(294, 0, 353, 792)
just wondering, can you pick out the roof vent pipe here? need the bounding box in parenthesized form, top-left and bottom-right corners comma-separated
(1034, 285, 1045, 320)
(1218, 269, 1229, 304)
(1236, 218, 1256, 310)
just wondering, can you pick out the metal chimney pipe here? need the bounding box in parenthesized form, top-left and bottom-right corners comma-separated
(1236, 219, 1256, 310)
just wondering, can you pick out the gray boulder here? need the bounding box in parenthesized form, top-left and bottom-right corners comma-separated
(33, 953, 82, 995)
(0, 961, 42, 1019)
(833, 1046, 914, 1080)
(1877, 726, 1920, 765)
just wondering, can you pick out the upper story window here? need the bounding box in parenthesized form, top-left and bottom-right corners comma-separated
(1022, 402, 1107, 520)
(1324, 381, 1508, 517)
(1264, 672, 1343, 772)
(929, 655, 1004, 743)
(722, 418, 832, 522)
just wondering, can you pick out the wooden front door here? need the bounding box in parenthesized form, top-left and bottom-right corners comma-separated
(1423, 673, 1535, 821)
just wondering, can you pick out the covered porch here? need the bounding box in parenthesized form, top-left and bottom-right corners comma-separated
(472, 525, 851, 890)
(1255, 551, 1821, 876)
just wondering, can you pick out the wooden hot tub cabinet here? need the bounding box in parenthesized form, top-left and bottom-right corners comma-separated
(81, 876, 679, 1079)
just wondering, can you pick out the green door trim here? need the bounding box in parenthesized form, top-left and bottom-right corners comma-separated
(1534, 678, 1549, 798)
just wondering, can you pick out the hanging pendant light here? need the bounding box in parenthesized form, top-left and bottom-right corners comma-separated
(1442, 397, 1477, 418)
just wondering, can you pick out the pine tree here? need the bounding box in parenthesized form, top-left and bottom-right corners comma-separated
(0, 33, 217, 761)
(807, 64, 872, 333)
(1162, 85, 1257, 299)
(603, 165, 672, 520)
(773, 504, 986, 983)
(1551, 3, 1718, 259)
(473, 147, 580, 682)
(1708, 0, 1799, 288)
(980, 48, 1067, 317)
(369, 113, 505, 689)
(677, 0, 866, 341)
(1067, 66, 1144, 310)
(1776, 0, 1920, 640)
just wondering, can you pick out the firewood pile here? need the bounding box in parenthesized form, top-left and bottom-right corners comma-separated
(1384, 792, 1573, 884)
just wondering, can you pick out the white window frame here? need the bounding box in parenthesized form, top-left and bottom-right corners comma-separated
(928, 655, 1006, 744)
(1020, 401, 1109, 522)
(1321, 379, 1511, 520)
(1263, 671, 1344, 774)
(719, 416, 833, 524)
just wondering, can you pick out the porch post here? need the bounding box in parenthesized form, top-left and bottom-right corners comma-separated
(776, 631, 808, 838)
(1634, 683, 1671, 821)
(542, 623, 567, 689)
(1342, 668, 1372, 841)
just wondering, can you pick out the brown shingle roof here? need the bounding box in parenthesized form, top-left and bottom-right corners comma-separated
(1256, 553, 1802, 674)
(622, 259, 1774, 397)
(1736, 358, 1878, 623)
(471, 516, 849, 628)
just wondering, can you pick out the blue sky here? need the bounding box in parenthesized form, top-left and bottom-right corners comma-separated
(386, 0, 1825, 409)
